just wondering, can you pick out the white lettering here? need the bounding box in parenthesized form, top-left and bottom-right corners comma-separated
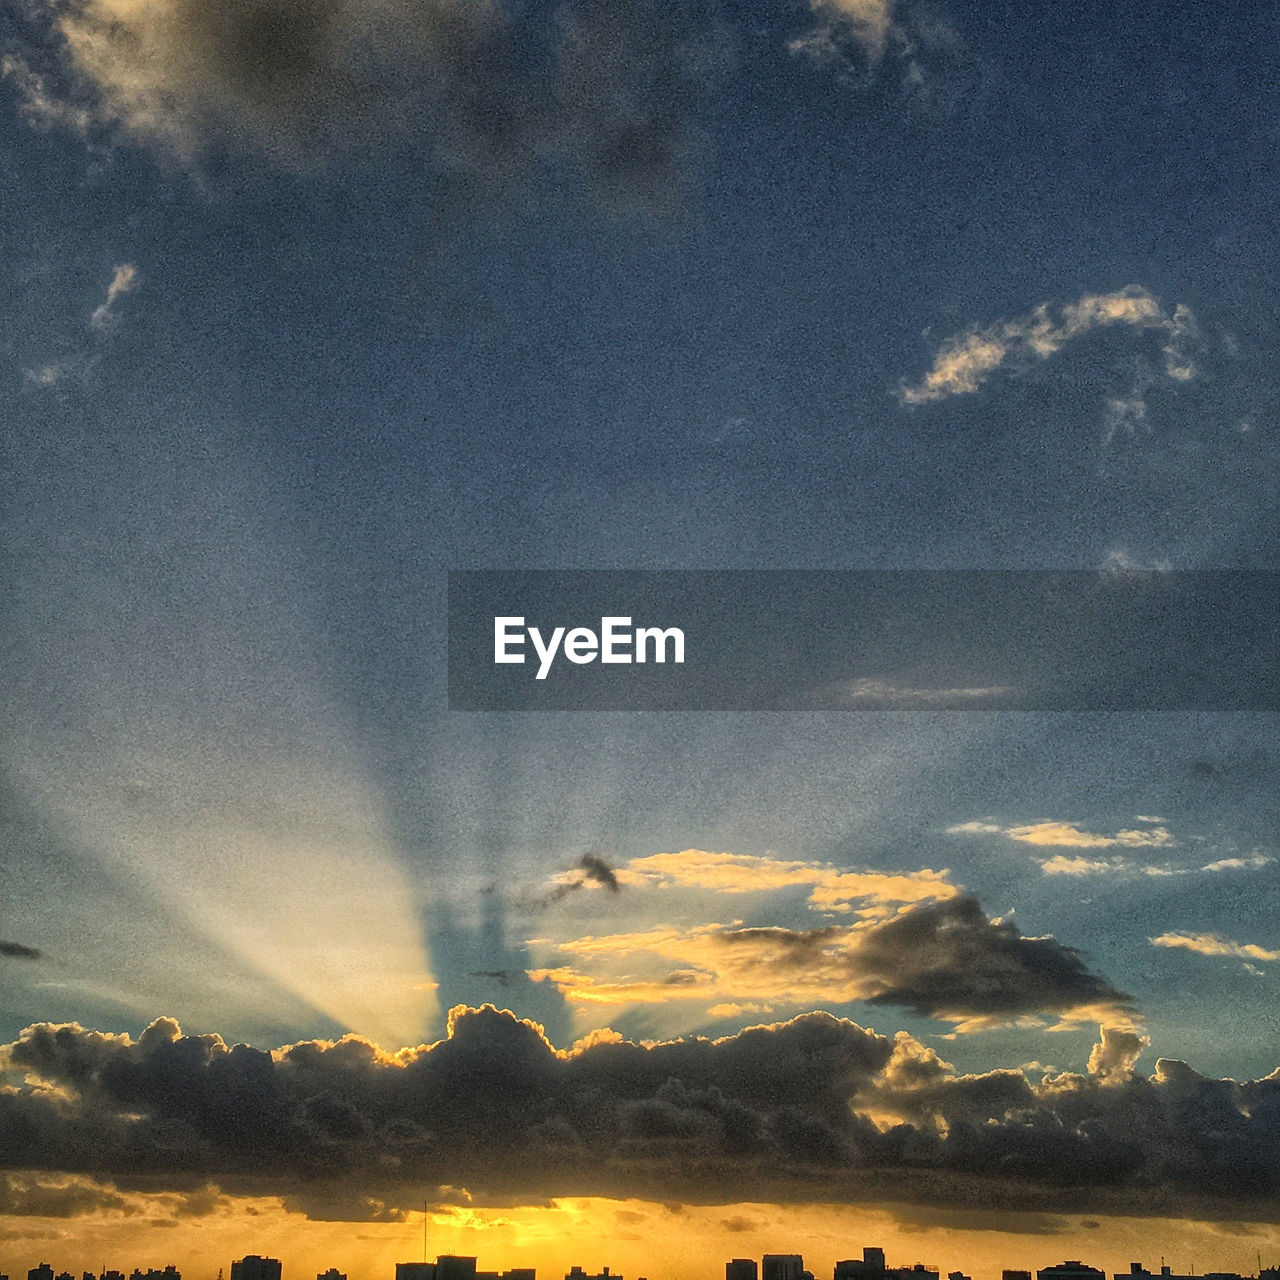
(528, 625, 566, 680)
(600, 616, 633, 663)
(494, 617, 526, 663)
(564, 627, 599, 664)
(635, 626, 685, 664)
(493, 617, 683, 677)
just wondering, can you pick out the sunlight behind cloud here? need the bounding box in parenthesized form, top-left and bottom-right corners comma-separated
(3, 432, 437, 1048)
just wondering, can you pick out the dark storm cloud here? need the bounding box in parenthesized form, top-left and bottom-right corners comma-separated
(0, 1171, 132, 1218)
(14, 0, 718, 217)
(0, 940, 42, 959)
(4, 1005, 1280, 1222)
(855, 895, 1134, 1023)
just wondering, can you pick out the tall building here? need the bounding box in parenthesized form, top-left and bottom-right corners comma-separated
(835, 1250, 884, 1280)
(231, 1258, 282, 1280)
(728, 1261, 759, 1280)
(317, 1270, 347, 1280)
(28, 1266, 54, 1280)
(763, 1256, 805, 1280)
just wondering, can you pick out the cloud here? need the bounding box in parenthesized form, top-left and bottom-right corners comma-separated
(15, 0, 715, 221)
(530, 894, 1133, 1033)
(89, 262, 140, 330)
(1003, 822, 1174, 850)
(7, 1007, 1280, 1222)
(950, 822, 1276, 885)
(1201, 854, 1274, 873)
(947, 819, 1174, 850)
(542, 853, 625, 906)
(24, 262, 141, 387)
(948, 819, 1185, 879)
(1086, 1026, 1149, 1082)
(622, 849, 959, 917)
(788, 0, 962, 104)
(852, 896, 1133, 1031)
(794, 0, 897, 64)
(1, 54, 93, 133)
(831, 678, 1012, 705)
(0, 940, 42, 960)
(1150, 932, 1280, 963)
(898, 287, 1199, 406)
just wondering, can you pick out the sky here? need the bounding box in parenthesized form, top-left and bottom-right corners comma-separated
(3, 0, 1280, 1276)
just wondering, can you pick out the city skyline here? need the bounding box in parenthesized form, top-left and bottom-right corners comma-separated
(12, 1245, 1280, 1280)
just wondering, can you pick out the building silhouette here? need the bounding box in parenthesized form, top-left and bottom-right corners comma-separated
(1038, 1262, 1104, 1280)
(317, 1270, 347, 1280)
(834, 1246, 937, 1280)
(727, 1262, 759, 1280)
(396, 1259, 535, 1280)
(1119, 1264, 1249, 1280)
(231, 1258, 282, 1280)
(397, 1266, 436, 1280)
(763, 1256, 808, 1280)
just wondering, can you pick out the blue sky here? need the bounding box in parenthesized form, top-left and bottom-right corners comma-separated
(3, 0, 1280, 1264)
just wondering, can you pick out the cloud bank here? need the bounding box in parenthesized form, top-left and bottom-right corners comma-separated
(4, 1006, 1280, 1222)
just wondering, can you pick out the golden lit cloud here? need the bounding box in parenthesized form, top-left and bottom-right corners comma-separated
(623, 849, 959, 916)
(1004, 820, 1174, 849)
(1150, 931, 1280, 962)
(529, 895, 1133, 1033)
(898, 286, 1198, 405)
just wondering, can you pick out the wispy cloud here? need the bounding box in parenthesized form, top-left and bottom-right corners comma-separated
(947, 818, 1208, 879)
(898, 286, 1198, 406)
(947, 818, 1174, 850)
(831, 677, 1012, 705)
(24, 262, 141, 387)
(89, 262, 140, 330)
(1150, 931, 1280, 963)
(1, 54, 93, 133)
(791, 0, 897, 65)
(1201, 853, 1274, 872)
(789, 0, 962, 103)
